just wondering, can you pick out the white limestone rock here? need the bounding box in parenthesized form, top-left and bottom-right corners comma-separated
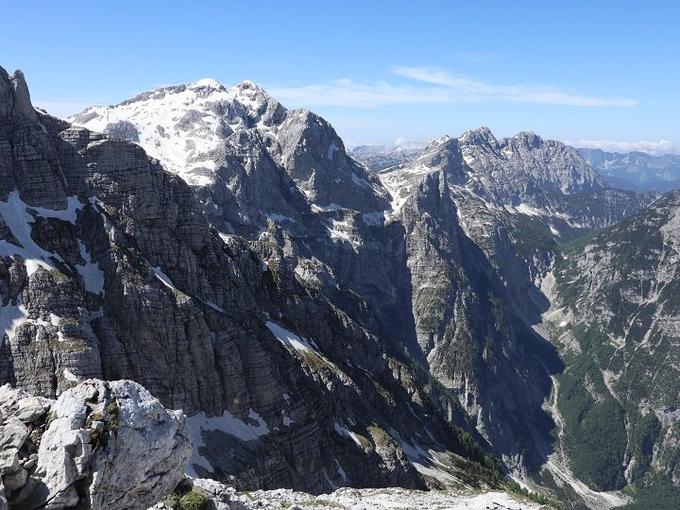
(1, 379, 190, 510)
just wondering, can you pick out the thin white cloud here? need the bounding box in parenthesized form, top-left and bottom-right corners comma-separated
(33, 100, 94, 119)
(392, 66, 638, 107)
(566, 139, 678, 155)
(269, 79, 454, 108)
(452, 51, 497, 62)
(270, 67, 637, 110)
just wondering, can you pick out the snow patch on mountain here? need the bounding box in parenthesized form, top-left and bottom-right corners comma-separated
(70, 79, 281, 186)
(0, 300, 27, 348)
(186, 408, 270, 477)
(266, 320, 321, 355)
(76, 241, 104, 294)
(0, 191, 86, 275)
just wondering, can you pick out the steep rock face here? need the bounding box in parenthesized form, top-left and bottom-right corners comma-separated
(459, 128, 604, 197)
(69, 79, 411, 353)
(379, 141, 561, 472)
(376, 136, 660, 508)
(0, 379, 190, 510)
(1, 67, 504, 494)
(275, 109, 389, 211)
(547, 191, 680, 502)
(70, 79, 416, 363)
(455, 127, 653, 236)
(374, 131, 649, 240)
(379, 134, 650, 327)
(0, 69, 37, 122)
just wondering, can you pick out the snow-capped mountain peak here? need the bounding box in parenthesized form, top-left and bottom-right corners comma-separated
(189, 77, 227, 91)
(70, 79, 388, 214)
(69, 79, 286, 186)
(426, 134, 454, 148)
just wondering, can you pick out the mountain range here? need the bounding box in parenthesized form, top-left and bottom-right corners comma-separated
(577, 149, 680, 193)
(1, 66, 678, 509)
(352, 141, 680, 194)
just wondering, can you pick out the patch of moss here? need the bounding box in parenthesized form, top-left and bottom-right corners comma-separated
(367, 425, 390, 446)
(164, 487, 210, 510)
(106, 401, 119, 433)
(85, 411, 105, 444)
(45, 410, 57, 426)
(504, 480, 563, 509)
(48, 338, 91, 352)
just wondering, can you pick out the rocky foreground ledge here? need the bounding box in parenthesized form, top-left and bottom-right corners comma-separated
(0, 380, 190, 510)
(152, 478, 546, 510)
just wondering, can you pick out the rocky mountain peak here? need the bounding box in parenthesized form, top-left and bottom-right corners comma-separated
(68, 78, 286, 186)
(234, 79, 264, 92)
(456, 125, 606, 195)
(459, 126, 498, 147)
(378, 135, 467, 212)
(188, 77, 227, 91)
(416, 135, 462, 169)
(423, 134, 454, 150)
(0, 67, 38, 121)
(510, 130, 543, 149)
(231, 79, 285, 120)
(71, 79, 389, 213)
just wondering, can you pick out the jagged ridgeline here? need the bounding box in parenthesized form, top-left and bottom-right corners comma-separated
(1, 63, 675, 509)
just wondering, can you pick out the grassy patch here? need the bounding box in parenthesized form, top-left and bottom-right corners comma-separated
(164, 487, 211, 510)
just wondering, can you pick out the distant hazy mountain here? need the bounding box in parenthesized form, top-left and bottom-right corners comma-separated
(578, 148, 680, 192)
(350, 141, 428, 172)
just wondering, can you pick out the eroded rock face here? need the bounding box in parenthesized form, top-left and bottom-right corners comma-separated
(0, 69, 37, 122)
(548, 191, 680, 493)
(0, 379, 190, 510)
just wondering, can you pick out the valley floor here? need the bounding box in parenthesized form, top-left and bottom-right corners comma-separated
(533, 273, 629, 509)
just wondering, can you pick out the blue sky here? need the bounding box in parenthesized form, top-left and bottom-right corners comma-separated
(4, 1, 679, 151)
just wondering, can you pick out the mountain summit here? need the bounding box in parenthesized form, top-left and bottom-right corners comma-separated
(70, 78, 388, 215)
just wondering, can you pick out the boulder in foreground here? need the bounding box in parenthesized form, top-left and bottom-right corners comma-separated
(0, 379, 190, 510)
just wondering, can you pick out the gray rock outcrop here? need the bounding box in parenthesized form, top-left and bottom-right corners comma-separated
(149, 477, 545, 510)
(0, 379, 190, 509)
